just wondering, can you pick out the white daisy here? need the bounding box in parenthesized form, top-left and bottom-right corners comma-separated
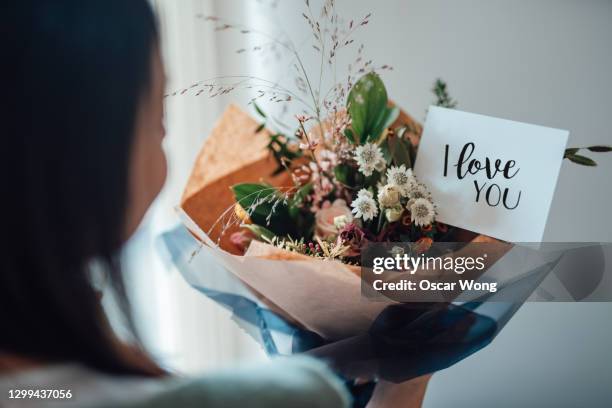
(357, 189, 373, 199)
(409, 198, 436, 227)
(406, 183, 432, 207)
(390, 246, 404, 257)
(374, 157, 387, 172)
(386, 165, 416, 196)
(354, 143, 384, 176)
(351, 190, 379, 221)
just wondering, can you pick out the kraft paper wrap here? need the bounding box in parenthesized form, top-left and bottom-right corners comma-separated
(181, 104, 295, 254)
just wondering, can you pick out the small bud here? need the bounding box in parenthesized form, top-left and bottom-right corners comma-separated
(385, 206, 404, 222)
(333, 215, 350, 230)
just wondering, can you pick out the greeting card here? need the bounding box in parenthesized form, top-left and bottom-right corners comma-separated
(414, 107, 569, 242)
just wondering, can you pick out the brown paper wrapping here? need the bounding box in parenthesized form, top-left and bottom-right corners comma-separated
(181, 104, 295, 254)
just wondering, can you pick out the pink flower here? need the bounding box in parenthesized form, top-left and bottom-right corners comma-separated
(299, 140, 319, 150)
(230, 230, 252, 253)
(315, 199, 352, 239)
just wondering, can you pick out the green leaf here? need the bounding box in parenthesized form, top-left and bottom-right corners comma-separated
(266, 133, 302, 175)
(587, 145, 612, 152)
(380, 140, 392, 164)
(231, 183, 292, 234)
(255, 122, 266, 133)
(387, 135, 414, 168)
(291, 182, 312, 205)
(432, 78, 457, 108)
(363, 171, 382, 188)
(367, 106, 399, 143)
(242, 224, 275, 241)
(566, 154, 597, 166)
(253, 102, 266, 118)
(347, 72, 391, 144)
(334, 164, 353, 186)
(231, 183, 277, 217)
(288, 183, 313, 219)
(564, 148, 579, 157)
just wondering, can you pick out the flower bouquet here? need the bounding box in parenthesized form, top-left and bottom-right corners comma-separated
(177, 69, 501, 341)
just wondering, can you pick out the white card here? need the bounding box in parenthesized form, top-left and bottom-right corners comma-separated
(413, 106, 569, 243)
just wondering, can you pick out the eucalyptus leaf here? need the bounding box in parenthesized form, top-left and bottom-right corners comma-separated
(564, 148, 579, 157)
(566, 154, 597, 166)
(587, 145, 612, 152)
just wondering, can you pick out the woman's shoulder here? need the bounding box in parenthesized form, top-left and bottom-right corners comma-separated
(0, 357, 350, 408)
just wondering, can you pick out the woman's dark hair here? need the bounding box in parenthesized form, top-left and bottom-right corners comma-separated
(1, 0, 161, 375)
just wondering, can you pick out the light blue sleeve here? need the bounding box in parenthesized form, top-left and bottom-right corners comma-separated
(113, 357, 351, 408)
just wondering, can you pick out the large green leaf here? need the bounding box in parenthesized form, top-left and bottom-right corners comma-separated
(347, 72, 396, 144)
(371, 106, 399, 142)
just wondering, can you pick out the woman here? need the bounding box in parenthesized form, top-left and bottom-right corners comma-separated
(0, 1, 350, 407)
